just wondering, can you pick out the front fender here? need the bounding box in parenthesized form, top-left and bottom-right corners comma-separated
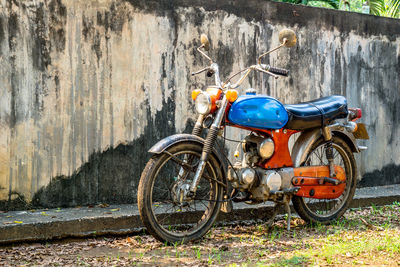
(149, 134, 205, 154)
(148, 133, 228, 185)
(291, 128, 359, 167)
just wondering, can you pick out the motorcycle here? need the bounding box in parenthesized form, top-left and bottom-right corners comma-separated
(137, 29, 369, 243)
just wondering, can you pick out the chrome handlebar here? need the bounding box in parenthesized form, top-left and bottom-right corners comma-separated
(191, 53, 288, 89)
(192, 63, 223, 88)
(191, 67, 209, 76)
(223, 64, 286, 89)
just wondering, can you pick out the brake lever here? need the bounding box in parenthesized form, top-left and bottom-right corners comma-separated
(191, 67, 210, 76)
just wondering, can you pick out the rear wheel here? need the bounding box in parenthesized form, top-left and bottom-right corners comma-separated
(137, 142, 223, 243)
(292, 136, 357, 223)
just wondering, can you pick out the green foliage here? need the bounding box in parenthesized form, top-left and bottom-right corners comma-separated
(351, 0, 400, 18)
(279, 0, 340, 9)
(274, 0, 400, 18)
(369, 0, 400, 17)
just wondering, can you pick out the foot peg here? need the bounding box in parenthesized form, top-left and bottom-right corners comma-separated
(232, 191, 250, 202)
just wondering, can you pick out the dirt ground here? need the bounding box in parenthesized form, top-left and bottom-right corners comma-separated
(1, 203, 399, 266)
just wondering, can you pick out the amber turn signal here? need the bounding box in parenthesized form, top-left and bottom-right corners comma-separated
(226, 89, 238, 103)
(191, 89, 202, 101)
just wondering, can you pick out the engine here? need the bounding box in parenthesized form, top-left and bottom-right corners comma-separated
(228, 133, 294, 202)
(241, 134, 274, 164)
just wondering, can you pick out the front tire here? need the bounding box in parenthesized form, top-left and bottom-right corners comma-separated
(137, 141, 223, 244)
(292, 135, 357, 223)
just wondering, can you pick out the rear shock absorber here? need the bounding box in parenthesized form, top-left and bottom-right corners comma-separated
(325, 141, 336, 177)
(322, 126, 335, 177)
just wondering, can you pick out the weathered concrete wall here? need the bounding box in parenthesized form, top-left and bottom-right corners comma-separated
(0, 0, 399, 210)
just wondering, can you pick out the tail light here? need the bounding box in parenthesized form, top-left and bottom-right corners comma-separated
(348, 108, 362, 121)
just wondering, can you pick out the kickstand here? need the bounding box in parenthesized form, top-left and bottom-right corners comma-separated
(265, 202, 281, 228)
(283, 195, 292, 231)
(266, 195, 292, 231)
(265, 194, 294, 231)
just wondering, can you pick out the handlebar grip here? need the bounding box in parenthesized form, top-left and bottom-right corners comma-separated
(268, 66, 289, 77)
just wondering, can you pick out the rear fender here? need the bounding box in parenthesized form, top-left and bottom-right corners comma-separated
(291, 128, 359, 167)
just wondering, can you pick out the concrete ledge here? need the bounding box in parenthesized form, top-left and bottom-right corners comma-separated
(1, 184, 399, 244)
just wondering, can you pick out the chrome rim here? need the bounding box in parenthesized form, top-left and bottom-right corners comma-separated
(150, 150, 218, 237)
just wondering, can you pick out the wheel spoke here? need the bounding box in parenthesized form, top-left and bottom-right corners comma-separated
(145, 148, 220, 239)
(300, 140, 353, 218)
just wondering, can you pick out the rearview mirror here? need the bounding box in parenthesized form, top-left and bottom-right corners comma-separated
(200, 34, 210, 51)
(278, 29, 297, 48)
(257, 29, 296, 64)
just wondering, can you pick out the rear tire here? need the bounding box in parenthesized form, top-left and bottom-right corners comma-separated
(292, 135, 357, 223)
(137, 141, 223, 244)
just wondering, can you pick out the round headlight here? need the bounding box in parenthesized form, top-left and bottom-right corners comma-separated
(195, 92, 212, 115)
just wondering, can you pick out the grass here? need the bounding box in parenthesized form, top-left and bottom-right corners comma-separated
(263, 203, 400, 266)
(1, 203, 400, 266)
(295, 229, 400, 264)
(272, 255, 309, 266)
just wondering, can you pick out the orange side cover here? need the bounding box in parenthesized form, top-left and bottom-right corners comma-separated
(293, 165, 346, 199)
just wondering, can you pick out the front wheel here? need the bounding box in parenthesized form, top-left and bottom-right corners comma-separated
(137, 141, 223, 244)
(292, 135, 357, 223)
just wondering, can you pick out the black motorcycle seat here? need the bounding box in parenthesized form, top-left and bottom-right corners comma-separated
(284, 95, 348, 130)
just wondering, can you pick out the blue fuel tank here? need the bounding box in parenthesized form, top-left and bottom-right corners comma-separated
(227, 95, 289, 130)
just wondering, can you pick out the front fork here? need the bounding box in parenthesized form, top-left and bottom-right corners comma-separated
(189, 96, 228, 196)
(175, 114, 205, 182)
(192, 114, 205, 137)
